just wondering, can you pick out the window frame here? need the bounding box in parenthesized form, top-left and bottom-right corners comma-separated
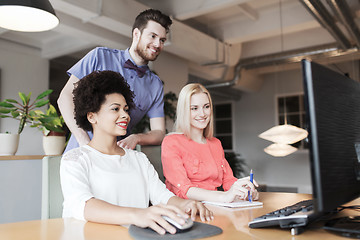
(275, 92, 308, 151)
(213, 101, 235, 152)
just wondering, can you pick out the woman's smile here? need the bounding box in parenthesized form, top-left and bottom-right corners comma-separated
(117, 121, 128, 129)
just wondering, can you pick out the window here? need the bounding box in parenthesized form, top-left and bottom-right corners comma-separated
(214, 103, 233, 151)
(277, 94, 308, 149)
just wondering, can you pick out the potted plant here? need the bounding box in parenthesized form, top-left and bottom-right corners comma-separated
(0, 90, 52, 155)
(31, 104, 66, 155)
(0, 131, 19, 156)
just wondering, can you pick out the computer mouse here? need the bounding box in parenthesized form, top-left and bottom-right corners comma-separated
(161, 215, 194, 233)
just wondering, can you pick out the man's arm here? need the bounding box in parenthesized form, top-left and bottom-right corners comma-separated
(118, 117, 165, 149)
(57, 74, 90, 146)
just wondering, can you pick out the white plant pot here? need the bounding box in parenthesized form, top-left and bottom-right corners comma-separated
(43, 135, 66, 155)
(0, 133, 20, 156)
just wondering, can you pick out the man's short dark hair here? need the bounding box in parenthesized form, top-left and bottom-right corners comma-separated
(132, 9, 172, 33)
(73, 70, 135, 132)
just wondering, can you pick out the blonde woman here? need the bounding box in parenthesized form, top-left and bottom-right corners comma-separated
(161, 83, 259, 203)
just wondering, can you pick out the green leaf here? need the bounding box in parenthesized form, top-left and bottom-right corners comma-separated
(33, 110, 44, 115)
(36, 89, 53, 100)
(47, 104, 57, 115)
(34, 99, 49, 108)
(19, 92, 29, 105)
(0, 115, 11, 118)
(39, 116, 53, 124)
(28, 111, 37, 117)
(18, 116, 26, 134)
(30, 122, 42, 128)
(26, 92, 32, 102)
(0, 102, 15, 108)
(11, 111, 20, 118)
(4, 99, 17, 103)
(44, 124, 63, 132)
(53, 118, 63, 126)
(28, 110, 43, 119)
(0, 108, 13, 114)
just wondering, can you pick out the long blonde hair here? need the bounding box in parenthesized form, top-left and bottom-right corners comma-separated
(174, 83, 214, 139)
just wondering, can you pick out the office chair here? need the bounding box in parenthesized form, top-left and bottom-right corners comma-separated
(41, 155, 63, 219)
(136, 145, 165, 183)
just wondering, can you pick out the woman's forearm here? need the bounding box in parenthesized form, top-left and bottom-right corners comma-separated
(84, 198, 139, 225)
(186, 187, 225, 202)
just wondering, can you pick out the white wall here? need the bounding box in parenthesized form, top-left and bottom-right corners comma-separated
(234, 67, 312, 193)
(0, 39, 49, 155)
(153, 50, 189, 94)
(234, 61, 360, 194)
(153, 50, 188, 132)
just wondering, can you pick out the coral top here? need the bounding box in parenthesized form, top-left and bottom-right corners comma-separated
(161, 133, 237, 199)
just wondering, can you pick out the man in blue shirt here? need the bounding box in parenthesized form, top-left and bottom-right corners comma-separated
(58, 9, 172, 152)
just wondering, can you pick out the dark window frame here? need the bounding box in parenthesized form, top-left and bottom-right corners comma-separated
(214, 102, 234, 151)
(276, 93, 308, 150)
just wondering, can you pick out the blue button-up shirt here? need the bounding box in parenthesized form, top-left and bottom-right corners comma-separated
(64, 47, 164, 153)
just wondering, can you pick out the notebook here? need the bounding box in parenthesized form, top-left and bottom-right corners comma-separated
(202, 200, 263, 208)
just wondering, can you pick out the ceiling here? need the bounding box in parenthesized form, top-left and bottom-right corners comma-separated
(1, 0, 360, 90)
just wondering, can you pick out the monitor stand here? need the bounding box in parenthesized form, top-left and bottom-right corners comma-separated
(323, 216, 360, 239)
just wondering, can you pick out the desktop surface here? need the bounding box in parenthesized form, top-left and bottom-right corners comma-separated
(1, 192, 358, 240)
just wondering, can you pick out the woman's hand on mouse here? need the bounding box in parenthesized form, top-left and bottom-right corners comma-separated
(131, 204, 186, 235)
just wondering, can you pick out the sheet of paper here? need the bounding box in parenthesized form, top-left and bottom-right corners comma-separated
(202, 200, 263, 208)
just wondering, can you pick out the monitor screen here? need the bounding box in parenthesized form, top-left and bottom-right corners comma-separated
(302, 59, 360, 214)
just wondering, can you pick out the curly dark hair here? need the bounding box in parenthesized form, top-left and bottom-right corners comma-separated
(132, 9, 172, 33)
(73, 70, 135, 132)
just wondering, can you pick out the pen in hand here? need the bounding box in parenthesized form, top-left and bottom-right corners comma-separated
(249, 169, 253, 202)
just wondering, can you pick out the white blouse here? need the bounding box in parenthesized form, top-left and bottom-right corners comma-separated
(60, 145, 174, 221)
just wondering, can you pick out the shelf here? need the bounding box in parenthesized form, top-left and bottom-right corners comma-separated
(0, 155, 45, 161)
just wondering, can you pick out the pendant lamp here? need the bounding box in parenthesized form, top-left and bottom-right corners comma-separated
(259, 124, 308, 145)
(259, 124, 308, 157)
(264, 143, 298, 157)
(258, 0, 309, 157)
(0, 0, 59, 32)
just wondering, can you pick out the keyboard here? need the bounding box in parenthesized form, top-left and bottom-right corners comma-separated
(248, 199, 315, 229)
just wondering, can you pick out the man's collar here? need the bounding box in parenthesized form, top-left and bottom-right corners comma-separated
(125, 48, 148, 67)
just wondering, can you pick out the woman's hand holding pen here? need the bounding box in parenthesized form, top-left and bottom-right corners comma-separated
(222, 176, 259, 202)
(237, 176, 259, 201)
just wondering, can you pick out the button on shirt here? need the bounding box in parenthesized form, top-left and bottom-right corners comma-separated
(161, 134, 238, 199)
(64, 47, 165, 153)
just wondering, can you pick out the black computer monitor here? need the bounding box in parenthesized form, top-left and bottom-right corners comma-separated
(302, 59, 360, 216)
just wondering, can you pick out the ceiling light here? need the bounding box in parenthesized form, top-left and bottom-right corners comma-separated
(259, 0, 308, 157)
(0, 0, 59, 32)
(264, 143, 298, 157)
(259, 124, 308, 144)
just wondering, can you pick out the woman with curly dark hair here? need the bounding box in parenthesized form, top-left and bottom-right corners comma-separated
(60, 70, 212, 235)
